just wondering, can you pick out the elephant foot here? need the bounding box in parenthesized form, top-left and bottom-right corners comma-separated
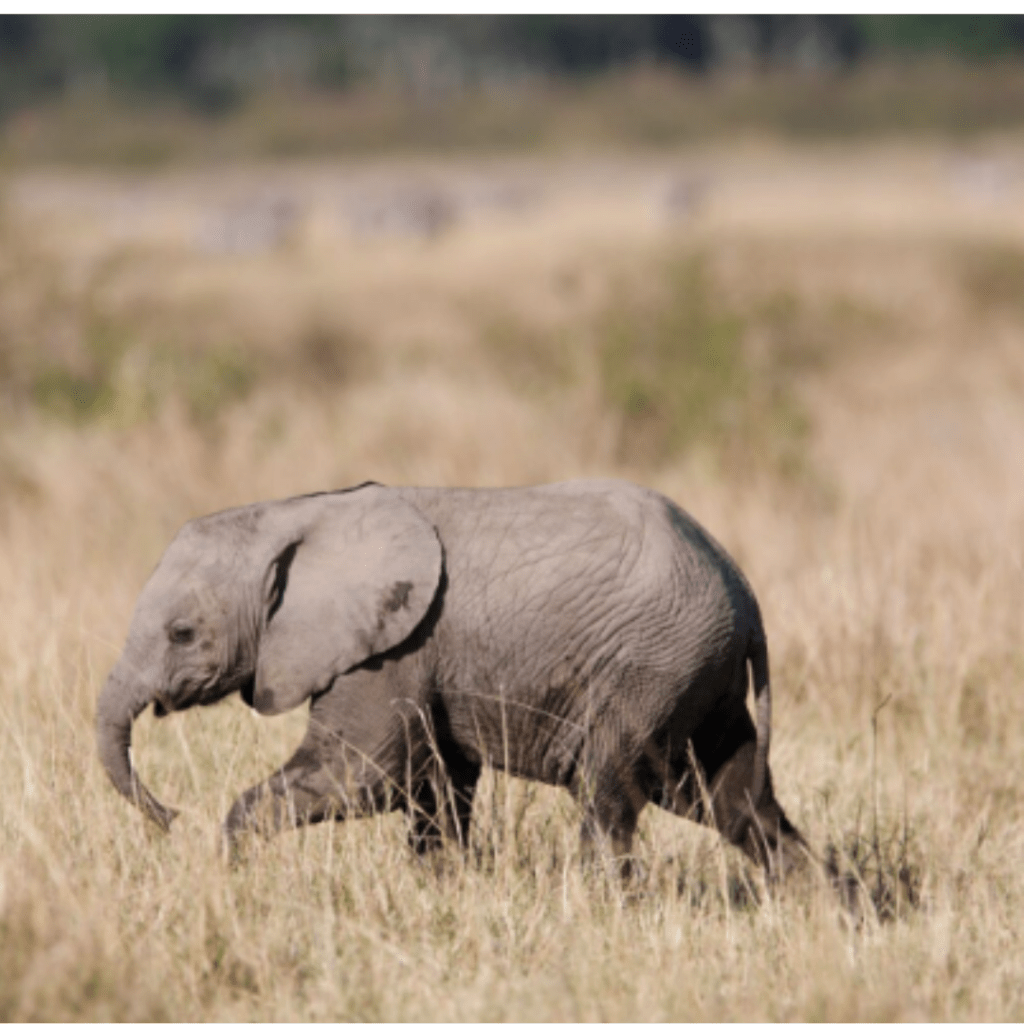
(577, 770, 643, 883)
(406, 771, 479, 856)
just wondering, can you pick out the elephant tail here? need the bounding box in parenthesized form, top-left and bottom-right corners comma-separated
(748, 632, 771, 811)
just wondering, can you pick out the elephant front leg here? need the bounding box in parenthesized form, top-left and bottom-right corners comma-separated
(407, 738, 481, 854)
(408, 767, 479, 855)
(221, 737, 392, 853)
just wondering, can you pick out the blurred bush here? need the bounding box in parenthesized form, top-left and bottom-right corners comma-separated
(3, 16, 1024, 138)
(957, 243, 1024, 317)
(598, 256, 747, 466)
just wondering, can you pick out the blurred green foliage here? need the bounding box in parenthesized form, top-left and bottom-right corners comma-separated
(592, 255, 819, 478)
(3, 16, 1024, 159)
(2, 15, 1024, 122)
(858, 15, 1024, 60)
(599, 257, 747, 466)
(482, 252, 838, 477)
(27, 315, 259, 426)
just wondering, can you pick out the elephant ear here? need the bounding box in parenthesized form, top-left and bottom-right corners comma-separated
(253, 488, 442, 715)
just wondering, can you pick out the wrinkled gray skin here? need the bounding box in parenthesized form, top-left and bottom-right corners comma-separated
(97, 480, 808, 876)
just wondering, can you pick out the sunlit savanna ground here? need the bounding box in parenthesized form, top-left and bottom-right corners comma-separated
(1, 138, 1024, 1020)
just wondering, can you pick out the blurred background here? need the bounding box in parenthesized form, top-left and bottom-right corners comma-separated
(3, 15, 1024, 518)
(2, 17, 1024, 1018)
(2, 14, 1024, 478)
(4, 15, 1024, 151)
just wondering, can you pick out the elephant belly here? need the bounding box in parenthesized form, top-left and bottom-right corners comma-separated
(440, 675, 592, 787)
(438, 626, 736, 790)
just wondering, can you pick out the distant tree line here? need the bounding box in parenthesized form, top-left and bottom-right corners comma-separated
(2, 15, 1024, 116)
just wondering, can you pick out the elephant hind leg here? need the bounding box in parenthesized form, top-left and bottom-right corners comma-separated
(665, 706, 810, 881)
(705, 738, 809, 880)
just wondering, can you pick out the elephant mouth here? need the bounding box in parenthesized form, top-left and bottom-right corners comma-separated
(159, 667, 237, 715)
(240, 677, 255, 708)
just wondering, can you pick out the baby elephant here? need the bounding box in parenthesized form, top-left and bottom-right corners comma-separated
(97, 480, 807, 876)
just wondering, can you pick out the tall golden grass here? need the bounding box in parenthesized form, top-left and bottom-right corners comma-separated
(1, 141, 1023, 1020)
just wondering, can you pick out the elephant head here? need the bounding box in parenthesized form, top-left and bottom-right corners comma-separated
(96, 485, 443, 830)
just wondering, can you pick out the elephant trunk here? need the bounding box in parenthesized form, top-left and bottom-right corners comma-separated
(96, 670, 178, 832)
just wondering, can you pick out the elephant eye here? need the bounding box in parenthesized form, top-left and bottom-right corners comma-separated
(169, 623, 196, 645)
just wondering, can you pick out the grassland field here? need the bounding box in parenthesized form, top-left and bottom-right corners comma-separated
(1, 133, 1024, 1020)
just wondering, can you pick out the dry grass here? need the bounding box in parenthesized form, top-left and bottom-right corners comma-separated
(2, 140, 1024, 1020)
